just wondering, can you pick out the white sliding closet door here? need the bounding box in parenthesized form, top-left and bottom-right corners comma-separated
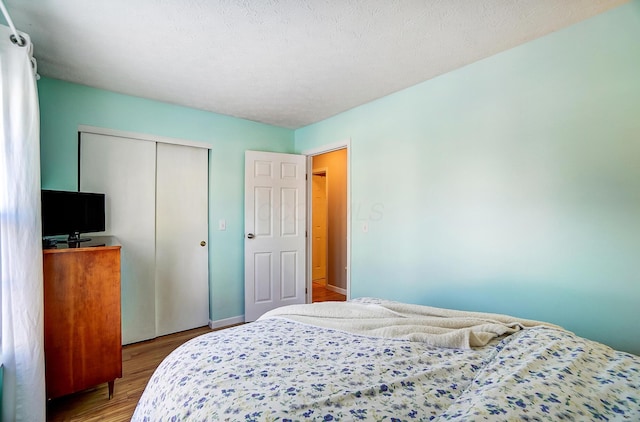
(155, 143, 209, 336)
(80, 131, 210, 344)
(80, 133, 157, 344)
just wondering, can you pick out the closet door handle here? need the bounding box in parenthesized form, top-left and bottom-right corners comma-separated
(200, 241, 206, 247)
(247, 233, 255, 239)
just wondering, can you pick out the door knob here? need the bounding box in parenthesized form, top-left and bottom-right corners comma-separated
(200, 241, 206, 247)
(247, 233, 255, 239)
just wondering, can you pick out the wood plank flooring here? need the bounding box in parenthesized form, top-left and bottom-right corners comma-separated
(46, 286, 343, 421)
(46, 326, 214, 421)
(312, 281, 346, 302)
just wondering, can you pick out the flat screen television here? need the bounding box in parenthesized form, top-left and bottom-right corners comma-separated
(41, 190, 106, 243)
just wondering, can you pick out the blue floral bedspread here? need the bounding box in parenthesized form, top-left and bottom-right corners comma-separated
(133, 313, 639, 421)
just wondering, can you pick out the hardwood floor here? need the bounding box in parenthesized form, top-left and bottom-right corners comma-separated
(312, 281, 346, 302)
(46, 326, 214, 421)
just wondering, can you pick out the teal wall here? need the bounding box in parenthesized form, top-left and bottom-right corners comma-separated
(38, 2, 640, 354)
(296, 2, 640, 354)
(38, 78, 295, 320)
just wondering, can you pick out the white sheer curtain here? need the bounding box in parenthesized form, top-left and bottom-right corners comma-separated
(0, 24, 46, 422)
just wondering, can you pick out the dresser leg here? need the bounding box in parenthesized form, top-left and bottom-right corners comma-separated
(108, 380, 115, 399)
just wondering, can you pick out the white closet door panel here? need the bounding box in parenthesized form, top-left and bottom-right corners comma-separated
(80, 133, 157, 344)
(155, 143, 209, 336)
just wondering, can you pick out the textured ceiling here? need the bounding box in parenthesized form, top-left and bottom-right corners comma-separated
(4, 0, 628, 129)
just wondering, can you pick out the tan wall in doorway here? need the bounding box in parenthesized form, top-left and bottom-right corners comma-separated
(312, 149, 347, 290)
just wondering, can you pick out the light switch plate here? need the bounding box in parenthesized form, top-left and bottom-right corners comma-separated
(219, 219, 226, 230)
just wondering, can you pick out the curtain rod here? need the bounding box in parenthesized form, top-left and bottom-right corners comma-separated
(0, 0, 25, 46)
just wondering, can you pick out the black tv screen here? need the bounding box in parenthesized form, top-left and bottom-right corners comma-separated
(41, 190, 106, 242)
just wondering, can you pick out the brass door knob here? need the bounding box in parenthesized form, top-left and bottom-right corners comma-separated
(200, 241, 206, 247)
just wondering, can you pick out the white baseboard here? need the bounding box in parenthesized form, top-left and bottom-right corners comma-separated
(326, 284, 347, 295)
(209, 315, 245, 330)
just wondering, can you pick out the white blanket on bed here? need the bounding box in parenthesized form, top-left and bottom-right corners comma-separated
(259, 300, 562, 349)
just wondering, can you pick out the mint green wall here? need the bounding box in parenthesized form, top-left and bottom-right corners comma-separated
(295, 3, 640, 354)
(38, 78, 295, 321)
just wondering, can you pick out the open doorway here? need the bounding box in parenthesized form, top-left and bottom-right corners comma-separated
(310, 149, 347, 303)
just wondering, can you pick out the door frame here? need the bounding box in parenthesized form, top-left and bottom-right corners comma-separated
(311, 168, 328, 285)
(78, 125, 213, 150)
(302, 139, 351, 303)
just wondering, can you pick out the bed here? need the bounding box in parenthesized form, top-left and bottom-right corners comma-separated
(132, 298, 640, 421)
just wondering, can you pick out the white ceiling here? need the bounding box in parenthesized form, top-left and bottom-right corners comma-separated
(5, 0, 627, 129)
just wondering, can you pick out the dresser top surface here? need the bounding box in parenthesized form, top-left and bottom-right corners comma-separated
(43, 236, 121, 253)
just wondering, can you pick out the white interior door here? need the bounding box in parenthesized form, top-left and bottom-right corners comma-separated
(312, 173, 327, 283)
(155, 143, 210, 336)
(244, 151, 307, 321)
(80, 133, 157, 344)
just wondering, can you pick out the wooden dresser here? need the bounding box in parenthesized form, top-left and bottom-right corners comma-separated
(43, 236, 122, 400)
